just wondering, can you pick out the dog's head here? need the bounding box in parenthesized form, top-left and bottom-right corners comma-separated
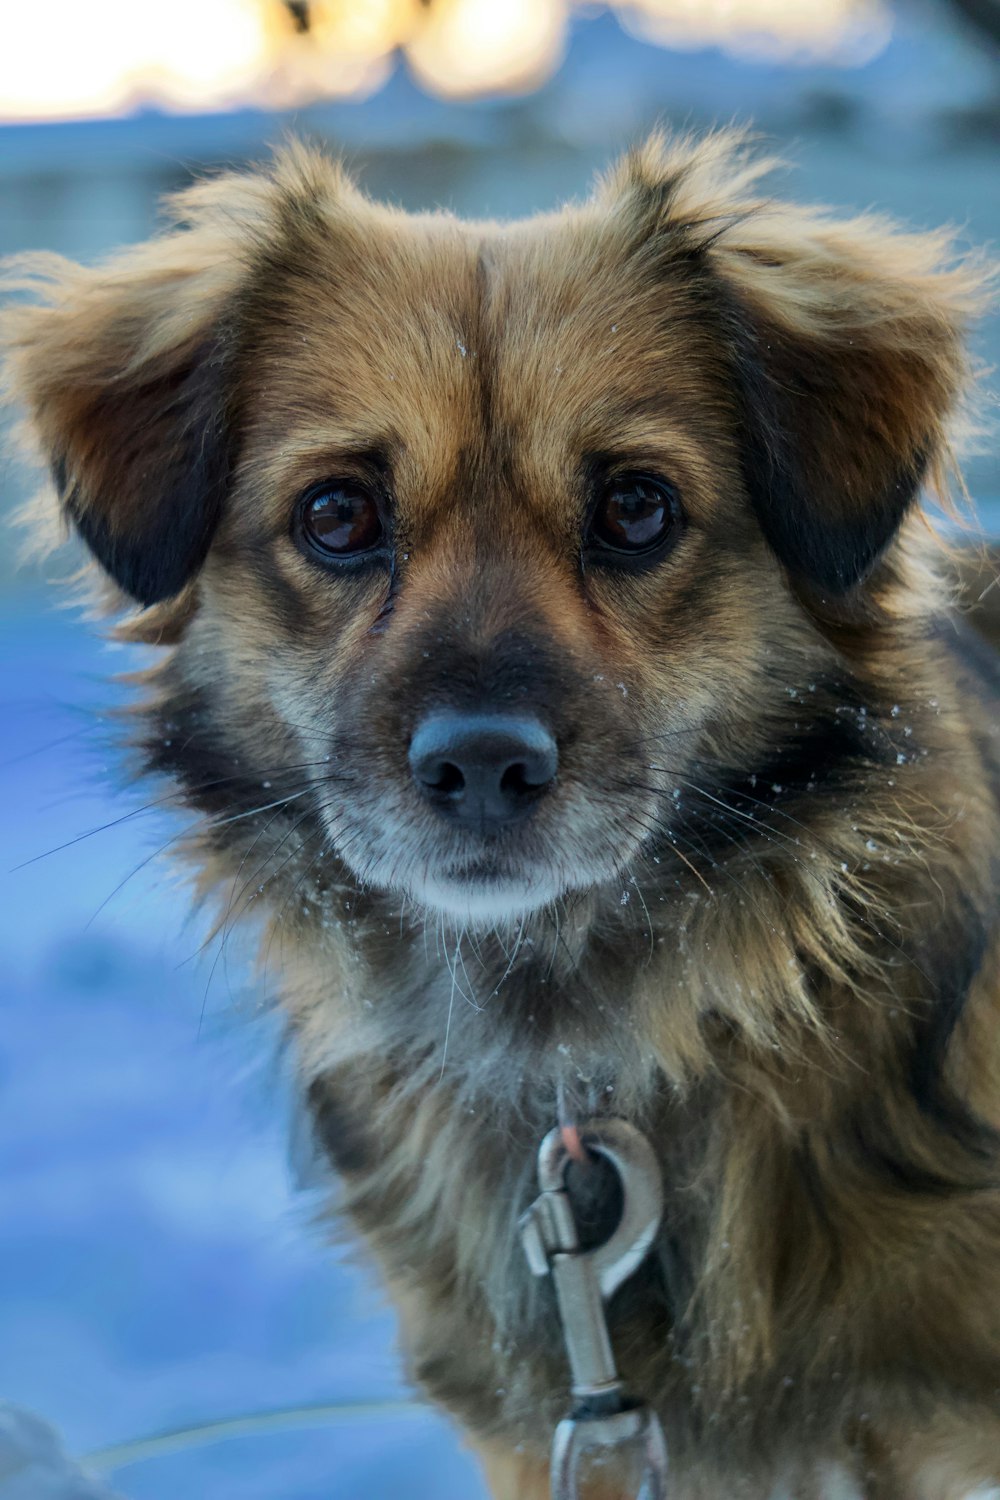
(2, 134, 982, 929)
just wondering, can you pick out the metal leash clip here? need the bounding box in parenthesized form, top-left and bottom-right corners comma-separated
(519, 1117, 669, 1500)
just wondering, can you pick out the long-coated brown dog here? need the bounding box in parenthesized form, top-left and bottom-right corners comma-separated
(3, 130, 1000, 1497)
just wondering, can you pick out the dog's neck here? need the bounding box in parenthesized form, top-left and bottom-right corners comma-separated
(281, 838, 866, 1125)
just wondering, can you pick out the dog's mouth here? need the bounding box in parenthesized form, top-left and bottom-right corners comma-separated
(408, 839, 586, 924)
(322, 803, 587, 919)
(318, 788, 655, 924)
(311, 709, 669, 922)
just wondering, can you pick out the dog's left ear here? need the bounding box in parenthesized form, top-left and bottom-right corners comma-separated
(708, 196, 984, 594)
(611, 135, 987, 594)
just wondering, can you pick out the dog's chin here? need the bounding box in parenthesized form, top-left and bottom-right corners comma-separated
(328, 812, 635, 926)
(347, 844, 591, 924)
(403, 871, 568, 925)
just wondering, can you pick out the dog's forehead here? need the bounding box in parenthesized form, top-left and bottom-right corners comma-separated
(243, 208, 726, 530)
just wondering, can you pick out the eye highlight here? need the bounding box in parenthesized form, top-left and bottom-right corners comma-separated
(587, 474, 684, 565)
(295, 480, 386, 562)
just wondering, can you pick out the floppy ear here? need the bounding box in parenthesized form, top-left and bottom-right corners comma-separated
(713, 215, 980, 593)
(1, 172, 278, 607)
(610, 133, 987, 594)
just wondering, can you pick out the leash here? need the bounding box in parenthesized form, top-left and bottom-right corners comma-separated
(519, 1118, 669, 1500)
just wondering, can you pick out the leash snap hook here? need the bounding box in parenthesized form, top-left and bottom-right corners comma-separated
(518, 1117, 669, 1500)
(551, 1405, 668, 1500)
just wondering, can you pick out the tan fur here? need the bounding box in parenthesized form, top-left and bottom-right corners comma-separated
(3, 132, 999, 1497)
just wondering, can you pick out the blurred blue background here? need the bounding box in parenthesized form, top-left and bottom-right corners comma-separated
(1, 2, 997, 1495)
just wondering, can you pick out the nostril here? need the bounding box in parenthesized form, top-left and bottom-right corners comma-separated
(502, 735, 558, 799)
(500, 762, 528, 797)
(500, 760, 545, 798)
(430, 760, 464, 796)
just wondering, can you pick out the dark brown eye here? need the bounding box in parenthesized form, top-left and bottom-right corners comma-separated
(298, 481, 384, 559)
(588, 474, 683, 560)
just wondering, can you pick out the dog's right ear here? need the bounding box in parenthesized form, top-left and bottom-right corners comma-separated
(2, 165, 296, 607)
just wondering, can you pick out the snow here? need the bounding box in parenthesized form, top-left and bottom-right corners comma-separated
(0, 1406, 120, 1500)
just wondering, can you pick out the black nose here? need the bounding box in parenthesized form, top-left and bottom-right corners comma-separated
(409, 712, 558, 833)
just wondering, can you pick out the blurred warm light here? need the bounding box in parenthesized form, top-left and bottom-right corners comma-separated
(0, 0, 895, 125)
(0, 0, 272, 122)
(406, 0, 568, 100)
(271, 0, 421, 103)
(615, 0, 892, 64)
